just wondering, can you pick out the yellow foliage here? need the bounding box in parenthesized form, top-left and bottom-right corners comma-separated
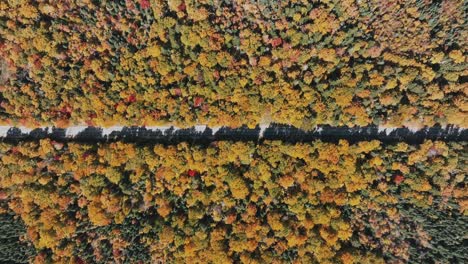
(318, 48, 337, 62)
(18, 4, 38, 19)
(227, 176, 249, 199)
(332, 89, 354, 107)
(88, 200, 112, 226)
(356, 140, 381, 153)
(105, 167, 122, 184)
(278, 175, 295, 189)
(370, 156, 383, 167)
(157, 199, 172, 218)
(267, 213, 283, 231)
(319, 227, 338, 246)
(449, 50, 464, 63)
(146, 45, 161, 58)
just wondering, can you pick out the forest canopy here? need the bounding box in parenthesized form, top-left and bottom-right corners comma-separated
(0, 140, 466, 263)
(0, 1, 467, 263)
(0, 0, 466, 128)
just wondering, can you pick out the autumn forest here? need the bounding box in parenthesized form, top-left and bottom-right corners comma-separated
(0, 0, 466, 263)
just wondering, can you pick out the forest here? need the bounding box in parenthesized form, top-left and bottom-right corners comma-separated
(0, 140, 466, 263)
(0, 0, 466, 263)
(0, 0, 466, 129)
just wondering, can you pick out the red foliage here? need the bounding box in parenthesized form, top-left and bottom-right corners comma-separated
(112, 248, 122, 258)
(60, 105, 72, 114)
(177, 2, 186, 11)
(271, 37, 282, 47)
(127, 94, 136, 103)
(174, 88, 182, 96)
(188, 169, 198, 177)
(32, 54, 42, 68)
(140, 0, 151, 9)
(394, 174, 405, 185)
(0, 191, 8, 200)
(194, 97, 204, 107)
(213, 70, 220, 80)
(10, 147, 19, 154)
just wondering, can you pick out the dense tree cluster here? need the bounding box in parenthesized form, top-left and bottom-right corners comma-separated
(0, 0, 466, 128)
(0, 1, 466, 263)
(0, 139, 466, 263)
(0, 212, 36, 263)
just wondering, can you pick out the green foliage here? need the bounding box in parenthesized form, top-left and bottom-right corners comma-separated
(398, 199, 468, 263)
(0, 213, 36, 264)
